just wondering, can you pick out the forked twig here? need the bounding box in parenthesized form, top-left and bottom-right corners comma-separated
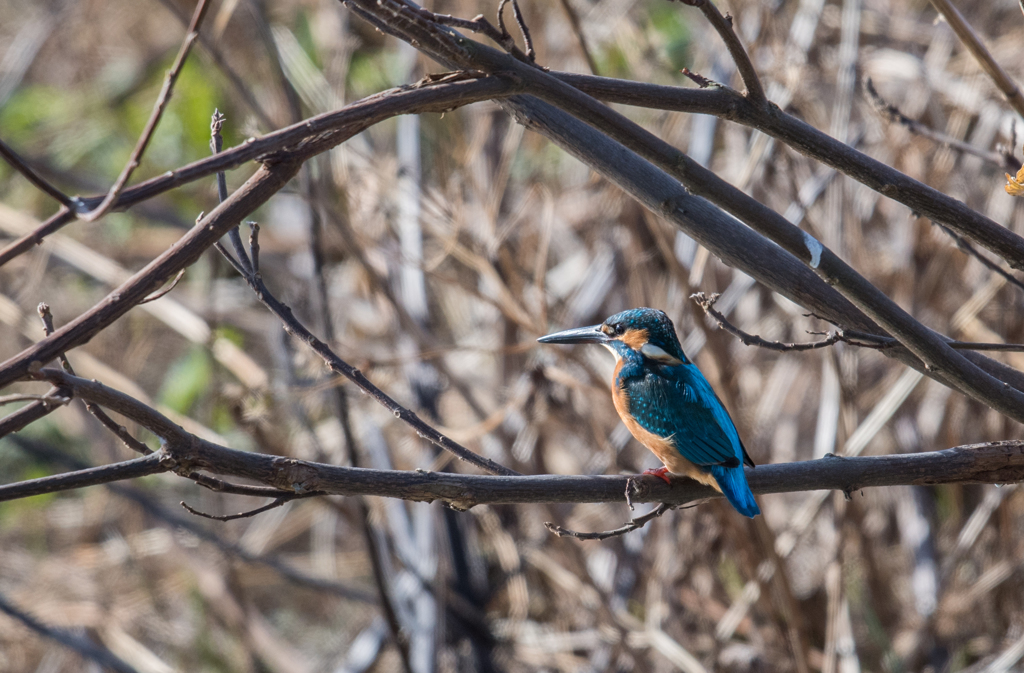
(545, 502, 678, 540)
(76, 0, 212, 222)
(38, 303, 153, 455)
(678, 0, 766, 104)
(0, 137, 75, 209)
(865, 79, 1018, 171)
(693, 292, 1024, 353)
(181, 496, 294, 521)
(139, 268, 186, 304)
(209, 109, 252, 274)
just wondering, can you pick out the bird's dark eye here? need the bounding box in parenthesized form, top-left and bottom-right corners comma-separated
(613, 323, 625, 335)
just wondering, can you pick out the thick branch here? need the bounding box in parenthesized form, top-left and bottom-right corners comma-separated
(554, 73, 1024, 272)
(3, 427, 1022, 508)
(4, 373, 1022, 507)
(339, 1, 1024, 424)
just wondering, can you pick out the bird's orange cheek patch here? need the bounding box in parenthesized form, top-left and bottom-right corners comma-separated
(620, 328, 649, 351)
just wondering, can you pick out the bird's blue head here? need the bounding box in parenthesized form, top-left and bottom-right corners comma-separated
(538, 307, 689, 365)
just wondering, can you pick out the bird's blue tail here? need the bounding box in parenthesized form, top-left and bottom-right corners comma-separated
(709, 465, 760, 518)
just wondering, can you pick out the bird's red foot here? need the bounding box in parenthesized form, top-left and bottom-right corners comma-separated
(642, 466, 672, 484)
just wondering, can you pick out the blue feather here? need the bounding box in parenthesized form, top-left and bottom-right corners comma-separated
(710, 464, 761, 518)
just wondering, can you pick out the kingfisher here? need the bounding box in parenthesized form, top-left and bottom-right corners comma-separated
(538, 307, 760, 518)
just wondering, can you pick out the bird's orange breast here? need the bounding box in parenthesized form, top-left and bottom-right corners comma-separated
(611, 364, 721, 491)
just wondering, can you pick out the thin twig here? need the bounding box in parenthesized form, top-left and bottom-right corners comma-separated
(210, 109, 253, 274)
(694, 292, 1024, 353)
(693, 292, 850, 351)
(77, 0, 212, 222)
(185, 470, 316, 498)
(0, 393, 56, 406)
(0, 392, 71, 440)
(0, 451, 171, 502)
(509, 0, 535, 62)
(545, 503, 677, 540)
(929, 0, 1024, 119)
(416, 4, 533, 64)
(0, 76, 514, 269)
(139, 268, 186, 305)
(248, 221, 261, 273)
(937, 225, 1024, 296)
(37, 303, 153, 455)
(681, 67, 716, 89)
(865, 78, 1018, 172)
(0, 137, 76, 209)
(181, 496, 292, 521)
(151, 0, 275, 130)
(679, 0, 766, 105)
(557, 0, 597, 74)
(241, 247, 520, 476)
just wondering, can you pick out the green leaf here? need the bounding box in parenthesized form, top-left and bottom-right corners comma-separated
(159, 346, 212, 414)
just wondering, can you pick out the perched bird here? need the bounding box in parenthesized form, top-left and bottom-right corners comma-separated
(538, 307, 760, 518)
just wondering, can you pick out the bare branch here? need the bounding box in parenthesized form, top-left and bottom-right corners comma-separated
(0, 136, 75, 208)
(928, 0, 1024, 119)
(545, 502, 678, 541)
(694, 292, 1024, 353)
(865, 78, 1018, 172)
(0, 452, 170, 502)
(77, 0, 212, 222)
(679, 0, 766, 105)
(0, 74, 516, 269)
(3, 409, 1023, 508)
(554, 73, 1024, 273)
(138, 268, 185, 305)
(181, 496, 293, 521)
(338, 1, 1024, 424)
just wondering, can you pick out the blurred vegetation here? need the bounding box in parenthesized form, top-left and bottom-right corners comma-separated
(1, 0, 1024, 671)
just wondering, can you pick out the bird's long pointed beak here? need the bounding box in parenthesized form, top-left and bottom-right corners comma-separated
(537, 324, 609, 345)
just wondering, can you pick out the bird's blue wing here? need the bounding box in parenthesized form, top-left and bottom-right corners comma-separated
(623, 364, 743, 468)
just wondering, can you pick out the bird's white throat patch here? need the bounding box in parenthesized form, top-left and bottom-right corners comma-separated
(640, 342, 683, 365)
